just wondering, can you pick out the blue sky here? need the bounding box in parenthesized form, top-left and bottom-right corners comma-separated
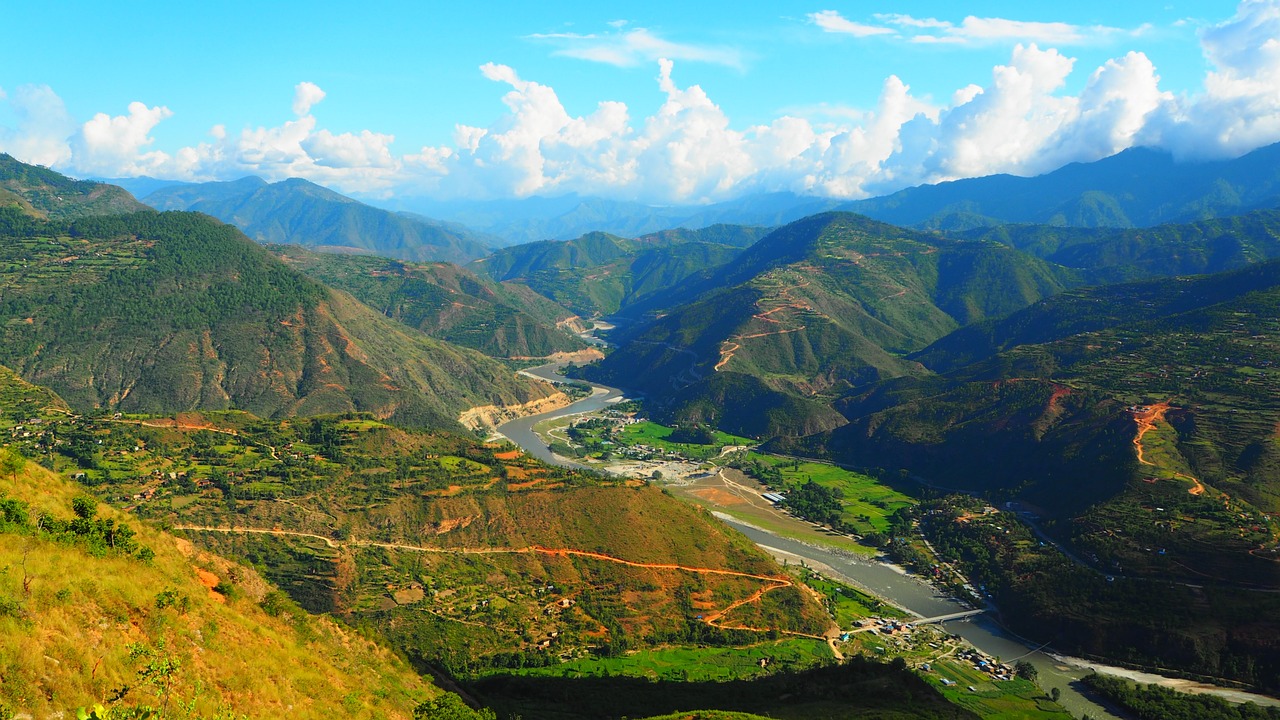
(1, 1, 1273, 204)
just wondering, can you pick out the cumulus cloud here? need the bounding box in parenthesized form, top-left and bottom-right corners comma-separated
(292, 81, 326, 116)
(5, 1, 1280, 204)
(528, 26, 743, 69)
(70, 101, 173, 177)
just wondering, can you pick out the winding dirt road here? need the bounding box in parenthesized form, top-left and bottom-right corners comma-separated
(173, 524, 835, 641)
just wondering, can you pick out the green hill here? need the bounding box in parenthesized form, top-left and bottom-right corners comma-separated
(143, 176, 493, 264)
(588, 213, 1079, 437)
(273, 245, 589, 358)
(469, 230, 742, 318)
(0, 204, 550, 428)
(0, 153, 148, 219)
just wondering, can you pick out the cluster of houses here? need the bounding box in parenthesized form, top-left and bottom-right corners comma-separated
(954, 648, 1015, 682)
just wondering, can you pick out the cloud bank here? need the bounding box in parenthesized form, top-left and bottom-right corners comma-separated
(3, 2, 1280, 204)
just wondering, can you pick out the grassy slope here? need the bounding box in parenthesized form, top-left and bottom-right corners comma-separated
(273, 245, 588, 358)
(0, 209, 550, 428)
(0, 458, 435, 719)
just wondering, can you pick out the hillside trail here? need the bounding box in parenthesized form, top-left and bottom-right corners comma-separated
(173, 524, 833, 640)
(715, 280, 817, 372)
(1132, 402, 1205, 495)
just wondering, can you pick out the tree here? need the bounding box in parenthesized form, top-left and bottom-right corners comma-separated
(413, 693, 496, 720)
(1050, 687, 1061, 702)
(0, 451, 24, 483)
(1015, 659, 1038, 683)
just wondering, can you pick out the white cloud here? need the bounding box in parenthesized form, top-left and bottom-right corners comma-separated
(828, 10, 1131, 47)
(292, 81, 326, 116)
(529, 26, 744, 69)
(808, 10, 895, 38)
(0, 84, 76, 167)
(70, 101, 173, 177)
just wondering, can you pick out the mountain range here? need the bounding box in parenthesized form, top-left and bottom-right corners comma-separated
(846, 142, 1280, 230)
(142, 176, 496, 263)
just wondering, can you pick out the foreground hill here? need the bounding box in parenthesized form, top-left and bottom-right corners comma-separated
(273, 245, 590, 358)
(844, 142, 1280, 230)
(470, 230, 745, 318)
(588, 213, 1078, 437)
(0, 448, 437, 718)
(1, 153, 148, 219)
(143, 176, 493, 263)
(0, 205, 552, 428)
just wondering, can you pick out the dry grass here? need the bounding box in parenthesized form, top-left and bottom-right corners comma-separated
(0, 459, 436, 718)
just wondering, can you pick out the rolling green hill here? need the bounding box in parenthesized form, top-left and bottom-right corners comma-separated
(272, 244, 589, 358)
(143, 176, 494, 263)
(0, 153, 149, 219)
(469, 230, 743, 318)
(588, 213, 1079, 437)
(0, 203, 550, 428)
(844, 142, 1280, 230)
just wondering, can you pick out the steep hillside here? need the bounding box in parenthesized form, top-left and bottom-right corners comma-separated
(273, 245, 589, 358)
(819, 266, 1280, 511)
(0, 451, 437, 719)
(844, 143, 1280, 230)
(143, 176, 493, 263)
(588, 213, 1078, 437)
(1, 153, 148, 219)
(470, 231, 742, 318)
(0, 205, 552, 428)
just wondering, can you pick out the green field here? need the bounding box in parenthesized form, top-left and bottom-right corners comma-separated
(740, 453, 916, 535)
(495, 639, 833, 683)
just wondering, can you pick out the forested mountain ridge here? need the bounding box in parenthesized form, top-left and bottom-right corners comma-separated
(470, 230, 744, 318)
(586, 212, 1079, 437)
(274, 244, 590, 358)
(0, 204, 552, 428)
(143, 175, 494, 263)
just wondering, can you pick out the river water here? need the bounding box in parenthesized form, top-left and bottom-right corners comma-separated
(496, 364, 622, 467)
(497, 363, 1280, 718)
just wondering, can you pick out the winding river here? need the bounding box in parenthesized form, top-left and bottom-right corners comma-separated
(498, 363, 1279, 718)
